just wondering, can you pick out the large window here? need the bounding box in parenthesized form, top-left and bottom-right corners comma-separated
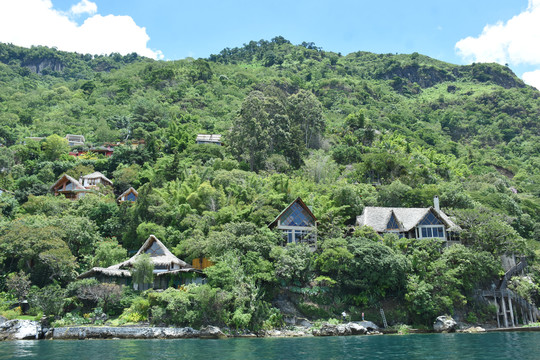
(281, 202, 314, 227)
(420, 226, 445, 239)
(284, 229, 315, 245)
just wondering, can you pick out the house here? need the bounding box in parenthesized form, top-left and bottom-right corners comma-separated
(269, 197, 318, 249)
(78, 235, 204, 290)
(51, 171, 112, 200)
(356, 196, 460, 244)
(117, 187, 138, 203)
(196, 134, 222, 146)
(65, 134, 85, 147)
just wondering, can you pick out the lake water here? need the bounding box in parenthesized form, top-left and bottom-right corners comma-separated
(1, 332, 539, 360)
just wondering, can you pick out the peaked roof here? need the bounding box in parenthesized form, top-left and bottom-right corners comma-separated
(50, 174, 85, 191)
(357, 206, 460, 232)
(117, 187, 138, 201)
(82, 171, 113, 185)
(110, 235, 189, 269)
(269, 197, 317, 228)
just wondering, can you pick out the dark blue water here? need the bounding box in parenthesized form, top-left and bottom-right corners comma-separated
(1, 332, 539, 360)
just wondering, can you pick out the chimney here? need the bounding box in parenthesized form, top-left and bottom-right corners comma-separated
(434, 196, 440, 213)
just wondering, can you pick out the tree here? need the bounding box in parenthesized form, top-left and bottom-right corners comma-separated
(41, 134, 69, 161)
(91, 238, 127, 268)
(288, 90, 325, 149)
(230, 91, 271, 171)
(77, 282, 123, 313)
(6, 271, 31, 308)
(132, 254, 154, 289)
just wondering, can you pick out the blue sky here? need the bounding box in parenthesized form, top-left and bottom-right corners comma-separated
(1, 0, 540, 88)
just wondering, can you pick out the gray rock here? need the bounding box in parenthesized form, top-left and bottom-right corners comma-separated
(52, 326, 200, 340)
(199, 325, 227, 339)
(355, 321, 379, 331)
(0, 320, 41, 340)
(0, 316, 6, 325)
(459, 326, 486, 333)
(296, 318, 312, 328)
(348, 323, 367, 335)
(433, 316, 457, 332)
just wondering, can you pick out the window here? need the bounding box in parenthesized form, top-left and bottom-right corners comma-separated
(419, 226, 445, 239)
(418, 212, 443, 226)
(386, 214, 399, 230)
(145, 242, 165, 256)
(281, 202, 314, 227)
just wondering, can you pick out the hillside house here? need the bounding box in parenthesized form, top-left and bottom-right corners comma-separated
(51, 171, 112, 200)
(117, 187, 138, 203)
(356, 196, 460, 245)
(269, 197, 318, 249)
(78, 235, 204, 290)
(65, 134, 85, 146)
(196, 134, 222, 146)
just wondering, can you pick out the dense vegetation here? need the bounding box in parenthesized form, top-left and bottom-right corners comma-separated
(0, 38, 538, 329)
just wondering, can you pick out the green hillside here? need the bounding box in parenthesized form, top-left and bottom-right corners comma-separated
(0, 38, 538, 329)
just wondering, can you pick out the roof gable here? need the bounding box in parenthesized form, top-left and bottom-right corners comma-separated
(110, 235, 188, 269)
(357, 206, 459, 232)
(117, 187, 138, 201)
(269, 197, 317, 228)
(82, 171, 113, 185)
(50, 174, 84, 191)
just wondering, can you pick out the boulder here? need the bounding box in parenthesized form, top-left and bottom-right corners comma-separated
(459, 326, 486, 334)
(0, 320, 41, 340)
(199, 325, 227, 339)
(433, 316, 457, 332)
(356, 321, 379, 331)
(0, 316, 6, 326)
(349, 323, 368, 335)
(52, 326, 200, 340)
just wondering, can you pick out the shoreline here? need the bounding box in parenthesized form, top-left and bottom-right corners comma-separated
(2, 318, 540, 341)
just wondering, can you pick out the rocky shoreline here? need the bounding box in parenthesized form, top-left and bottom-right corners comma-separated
(1, 317, 538, 341)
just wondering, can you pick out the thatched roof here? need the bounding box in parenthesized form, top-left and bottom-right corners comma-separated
(356, 206, 460, 232)
(82, 171, 113, 185)
(110, 235, 189, 270)
(50, 174, 85, 191)
(269, 197, 317, 228)
(78, 267, 131, 279)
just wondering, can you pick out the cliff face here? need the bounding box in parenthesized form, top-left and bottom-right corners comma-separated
(376, 62, 525, 90)
(22, 59, 65, 74)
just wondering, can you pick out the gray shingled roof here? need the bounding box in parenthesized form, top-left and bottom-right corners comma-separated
(196, 134, 222, 143)
(50, 174, 85, 191)
(356, 206, 460, 232)
(82, 171, 113, 185)
(110, 235, 189, 269)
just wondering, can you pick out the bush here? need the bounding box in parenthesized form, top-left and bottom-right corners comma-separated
(119, 297, 150, 323)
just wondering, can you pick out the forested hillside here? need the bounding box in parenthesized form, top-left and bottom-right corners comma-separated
(0, 37, 538, 329)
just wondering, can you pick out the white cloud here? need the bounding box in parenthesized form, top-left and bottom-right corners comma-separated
(522, 70, 540, 90)
(0, 0, 162, 59)
(455, 0, 540, 65)
(70, 0, 97, 16)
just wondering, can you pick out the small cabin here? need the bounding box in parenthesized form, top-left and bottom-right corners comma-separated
(269, 197, 317, 249)
(65, 134, 85, 147)
(196, 134, 222, 146)
(78, 235, 204, 290)
(51, 171, 113, 200)
(117, 187, 138, 203)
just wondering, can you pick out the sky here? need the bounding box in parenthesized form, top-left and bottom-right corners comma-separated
(0, 0, 540, 89)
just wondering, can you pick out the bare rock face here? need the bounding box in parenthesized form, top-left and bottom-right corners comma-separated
(199, 325, 227, 339)
(356, 321, 379, 331)
(0, 320, 41, 340)
(51, 326, 199, 340)
(313, 322, 367, 336)
(459, 326, 486, 334)
(433, 316, 457, 332)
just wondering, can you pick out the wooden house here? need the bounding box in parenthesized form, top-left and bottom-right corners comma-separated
(356, 196, 460, 244)
(78, 235, 204, 290)
(51, 171, 112, 200)
(117, 187, 138, 203)
(196, 134, 222, 146)
(269, 197, 317, 249)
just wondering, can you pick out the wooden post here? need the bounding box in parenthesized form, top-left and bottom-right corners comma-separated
(501, 291, 509, 328)
(495, 294, 501, 328)
(508, 294, 515, 327)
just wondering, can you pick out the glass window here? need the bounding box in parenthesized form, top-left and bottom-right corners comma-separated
(281, 202, 314, 227)
(145, 241, 165, 256)
(386, 214, 399, 230)
(418, 212, 442, 226)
